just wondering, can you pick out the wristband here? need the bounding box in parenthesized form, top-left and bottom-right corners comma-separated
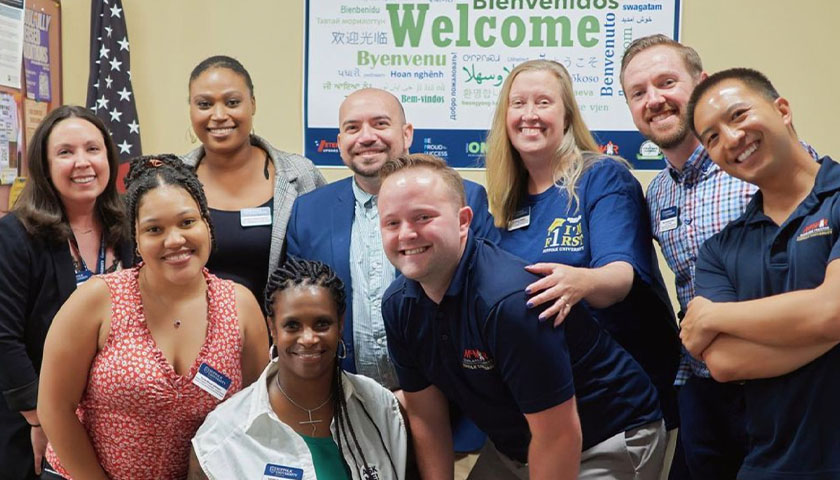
(28, 423, 41, 428)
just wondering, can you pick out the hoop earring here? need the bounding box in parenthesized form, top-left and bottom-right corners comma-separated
(337, 339, 347, 360)
(186, 126, 197, 144)
(269, 344, 279, 363)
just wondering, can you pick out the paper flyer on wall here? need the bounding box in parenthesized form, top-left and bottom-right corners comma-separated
(0, 91, 21, 184)
(23, 7, 52, 101)
(0, 0, 26, 89)
(304, 0, 680, 169)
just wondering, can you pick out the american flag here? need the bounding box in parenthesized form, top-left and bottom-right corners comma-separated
(86, 0, 141, 190)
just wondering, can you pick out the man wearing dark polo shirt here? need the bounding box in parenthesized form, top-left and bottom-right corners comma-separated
(681, 68, 840, 479)
(378, 153, 665, 479)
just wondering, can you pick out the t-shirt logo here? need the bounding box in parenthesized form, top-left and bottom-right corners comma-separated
(462, 348, 495, 370)
(361, 465, 381, 480)
(797, 218, 832, 242)
(544, 215, 584, 253)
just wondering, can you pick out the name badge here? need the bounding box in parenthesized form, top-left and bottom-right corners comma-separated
(240, 207, 272, 227)
(75, 269, 93, 287)
(659, 206, 679, 232)
(507, 207, 531, 231)
(263, 464, 304, 480)
(191, 363, 231, 400)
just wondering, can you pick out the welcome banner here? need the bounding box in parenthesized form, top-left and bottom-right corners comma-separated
(304, 0, 681, 169)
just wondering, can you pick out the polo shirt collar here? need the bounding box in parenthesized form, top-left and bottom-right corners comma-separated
(667, 144, 716, 184)
(443, 233, 476, 298)
(742, 156, 839, 226)
(403, 233, 477, 300)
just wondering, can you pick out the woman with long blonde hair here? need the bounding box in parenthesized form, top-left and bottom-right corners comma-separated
(485, 59, 681, 447)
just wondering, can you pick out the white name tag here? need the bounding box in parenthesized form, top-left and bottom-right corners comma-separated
(240, 207, 272, 227)
(191, 362, 231, 400)
(507, 207, 531, 231)
(659, 206, 678, 232)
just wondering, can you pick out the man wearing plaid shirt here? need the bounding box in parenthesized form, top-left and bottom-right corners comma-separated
(620, 36, 817, 480)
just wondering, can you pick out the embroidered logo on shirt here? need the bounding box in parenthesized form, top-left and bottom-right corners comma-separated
(462, 348, 496, 370)
(797, 218, 832, 242)
(543, 215, 584, 254)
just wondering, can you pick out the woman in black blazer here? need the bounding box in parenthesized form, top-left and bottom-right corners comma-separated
(0, 106, 131, 479)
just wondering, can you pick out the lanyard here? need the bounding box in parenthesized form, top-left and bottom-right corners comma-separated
(69, 231, 106, 275)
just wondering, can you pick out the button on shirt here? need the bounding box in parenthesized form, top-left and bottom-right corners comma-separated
(349, 180, 399, 389)
(647, 142, 818, 384)
(192, 362, 407, 480)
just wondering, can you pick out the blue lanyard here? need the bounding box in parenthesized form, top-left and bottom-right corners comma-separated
(70, 232, 106, 276)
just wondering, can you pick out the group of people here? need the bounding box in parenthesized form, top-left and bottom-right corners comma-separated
(0, 32, 835, 480)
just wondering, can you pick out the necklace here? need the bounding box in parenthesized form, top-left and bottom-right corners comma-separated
(139, 269, 197, 329)
(274, 373, 332, 435)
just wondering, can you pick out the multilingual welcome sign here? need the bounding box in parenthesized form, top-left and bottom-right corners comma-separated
(304, 0, 681, 169)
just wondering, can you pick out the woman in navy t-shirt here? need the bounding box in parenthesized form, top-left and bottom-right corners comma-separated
(484, 60, 681, 432)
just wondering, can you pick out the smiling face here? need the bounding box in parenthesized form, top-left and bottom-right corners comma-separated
(692, 78, 793, 186)
(270, 284, 341, 381)
(46, 118, 110, 211)
(189, 67, 256, 155)
(505, 69, 567, 165)
(378, 167, 471, 300)
(337, 89, 414, 180)
(135, 185, 211, 285)
(622, 45, 702, 151)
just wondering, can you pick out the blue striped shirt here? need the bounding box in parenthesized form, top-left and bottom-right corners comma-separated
(349, 179, 399, 389)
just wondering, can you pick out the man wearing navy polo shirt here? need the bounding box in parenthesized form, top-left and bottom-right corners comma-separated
(681, 68, 840, 479)
(379, 153, 665, 479)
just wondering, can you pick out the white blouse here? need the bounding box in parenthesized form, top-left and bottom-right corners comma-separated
(192, 362, 407, 480)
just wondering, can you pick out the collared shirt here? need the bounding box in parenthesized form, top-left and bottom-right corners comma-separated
(349, 179, 399, 389)
(695, 156, 840, 479)
(192, 362, 407, 480)
(383, 235, 661, 462)
(647, 142, 818, 384)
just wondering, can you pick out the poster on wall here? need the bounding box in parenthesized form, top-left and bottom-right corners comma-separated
(23, 7, 52, 102)
(0, 91, 23, 184)
(304, 0, 681, 169)
(0, 0, 25, 89)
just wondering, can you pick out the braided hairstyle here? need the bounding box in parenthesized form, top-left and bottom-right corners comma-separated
(264, 257, 397, 478)
(123, 154, 215, 264)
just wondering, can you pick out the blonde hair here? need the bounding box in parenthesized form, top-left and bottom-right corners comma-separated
(485, 60, 619, 228)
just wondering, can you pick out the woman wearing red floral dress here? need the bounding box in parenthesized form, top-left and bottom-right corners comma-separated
(37, 155, 269, 479)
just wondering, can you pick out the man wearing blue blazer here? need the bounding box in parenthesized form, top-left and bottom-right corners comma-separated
(286, 88, 498, 413)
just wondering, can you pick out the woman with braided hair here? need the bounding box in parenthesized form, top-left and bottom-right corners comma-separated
(189, 257, 408, 480)
(37, 154, 269, 479)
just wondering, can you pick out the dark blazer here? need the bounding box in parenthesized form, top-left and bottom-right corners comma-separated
(0, 213, 132, 479)
(285, 177, 499, 373)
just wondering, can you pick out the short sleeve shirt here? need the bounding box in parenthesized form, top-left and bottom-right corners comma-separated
(383, 235, 661, 462)
(497, 158, 679, 411)
(696, 157, 840, 479)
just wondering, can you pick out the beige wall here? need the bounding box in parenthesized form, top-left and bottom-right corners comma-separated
(59, 0, 840, 309)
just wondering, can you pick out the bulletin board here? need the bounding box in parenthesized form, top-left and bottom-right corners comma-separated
(0, 0, 61, 213)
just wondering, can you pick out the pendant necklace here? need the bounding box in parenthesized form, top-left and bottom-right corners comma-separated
(139, 270, 186, 329)
(275, 373, 332, 435)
